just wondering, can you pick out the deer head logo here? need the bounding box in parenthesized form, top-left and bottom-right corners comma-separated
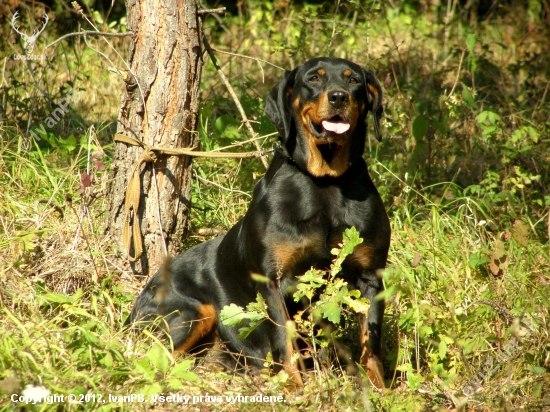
(11, 11, 49, 54)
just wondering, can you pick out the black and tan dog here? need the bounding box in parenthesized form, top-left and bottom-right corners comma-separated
(126, 57, 391, 387)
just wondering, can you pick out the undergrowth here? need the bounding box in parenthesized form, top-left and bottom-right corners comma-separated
(1, 0, 549, 410)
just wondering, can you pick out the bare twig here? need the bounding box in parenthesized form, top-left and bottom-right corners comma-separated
(211, 47, 285, 70)
(202, 35, 269, 169)
(46, 31, 132, 49)
(198, 7, 226, 16)
(391, 65, 417, 118)
(328, 0, 341, 50)
(83, 35, 117, 69)
(209, 132, 278, 152)
(193, 171, 251, 198)
(532, 80, 549, 119)
(281, 17, 355, 27)
(447, 49, 466, 98)
(69, 4, 148, 140)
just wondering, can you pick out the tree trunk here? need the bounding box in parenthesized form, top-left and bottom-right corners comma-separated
(105, 0, 202, 274)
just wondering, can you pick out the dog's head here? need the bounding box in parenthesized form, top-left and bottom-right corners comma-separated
(265, 57, 383, 178)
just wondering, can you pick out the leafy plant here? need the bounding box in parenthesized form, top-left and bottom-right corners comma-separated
(220, 227, 373, 360)
(1, 1, 549, 410)
(220, 294, 269, 339)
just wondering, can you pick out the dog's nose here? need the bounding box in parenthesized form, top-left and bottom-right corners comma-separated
(328, 90, 349, 108)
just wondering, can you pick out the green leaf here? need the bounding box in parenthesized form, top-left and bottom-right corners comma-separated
(396, 362, 412, 372)
(220, 303, 247, 327)
(237, 322, 263, 339)
(99, 352, 113, 368)
(462, 87, 476, 109)
(466, 33, 477, 52)
(412, 115, 429, 140)
(463, 338, 479, 354)
(476, 111, 488, 124)
(214, 114, 239, 137)
(375, 284, 400, 300)
(237, 313, 266, 339)
(488, 111, 501, 123)
(482, 125, 497, 136)
(294, 268, 327, 301)
(93, 10, 104, 24)
(511, 129, 523, 143)
(531, 366, 547, 375)
(406, 371, 424, 390)
(296, 269, 326, 286)
(527, 126, 539, 143)
(37, 288, 82, 305)
(320, 301, 341, 324)
(469, 252, 490, 269)
(80, 329, 99, 345)
(59, 135, 77, 152)
(439, 339, 447, 360)
(214, 116, 227, 135)
(250, 273, 270, 284)
(166, 378, 185, 390)
(342, 294, 370, 314)
(342, 227, 363, 254)
(246, 293, 267, 314)
(171, 360, 197, 381)
(134, 358, 155, 380)
(220, 297, 268, 340)
(140, 383, 163, 396)
(146, 343, 170, 375)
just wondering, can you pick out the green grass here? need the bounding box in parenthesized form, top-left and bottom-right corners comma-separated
(1, 1, 549, 410)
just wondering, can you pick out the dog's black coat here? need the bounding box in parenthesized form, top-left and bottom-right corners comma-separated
(127, 57, 390, 386)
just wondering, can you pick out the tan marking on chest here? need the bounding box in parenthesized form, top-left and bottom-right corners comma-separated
(273, 233, 326, 273)
(347, 243, 378, 268)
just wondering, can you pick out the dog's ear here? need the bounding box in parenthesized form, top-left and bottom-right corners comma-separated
(265, 68, 297, 142)
(362, 68, 384, 141)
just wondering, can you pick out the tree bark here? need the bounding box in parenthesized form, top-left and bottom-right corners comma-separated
(105, 0, 202, 274)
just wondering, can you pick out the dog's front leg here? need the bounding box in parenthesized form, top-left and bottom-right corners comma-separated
(357, 272, 386, 388)
(282, 320, 304, 387)
(266, 281, 304, 387)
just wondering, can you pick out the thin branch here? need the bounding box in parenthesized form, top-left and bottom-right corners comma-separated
(211, 47, 285, 71)
(209, 132, 278, 153)
(46, 31, 132, 49)
(83, 35, 117, 69)
(447, 49, 466, 98)
(202, 35, 269, 169)
(198, 7, 226, 16)
(328, 0, 341, 50)
(193, 172, 252, 198)
(84, 20, 148, 124)
(532, 80, 549, 119)
(281, 17, 355, 27)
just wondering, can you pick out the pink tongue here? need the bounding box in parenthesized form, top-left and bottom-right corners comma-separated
(322, 120, 350, 134)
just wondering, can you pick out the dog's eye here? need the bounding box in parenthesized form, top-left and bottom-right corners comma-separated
(349, 77, 360, 85)
(309, 75, 320, 83)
